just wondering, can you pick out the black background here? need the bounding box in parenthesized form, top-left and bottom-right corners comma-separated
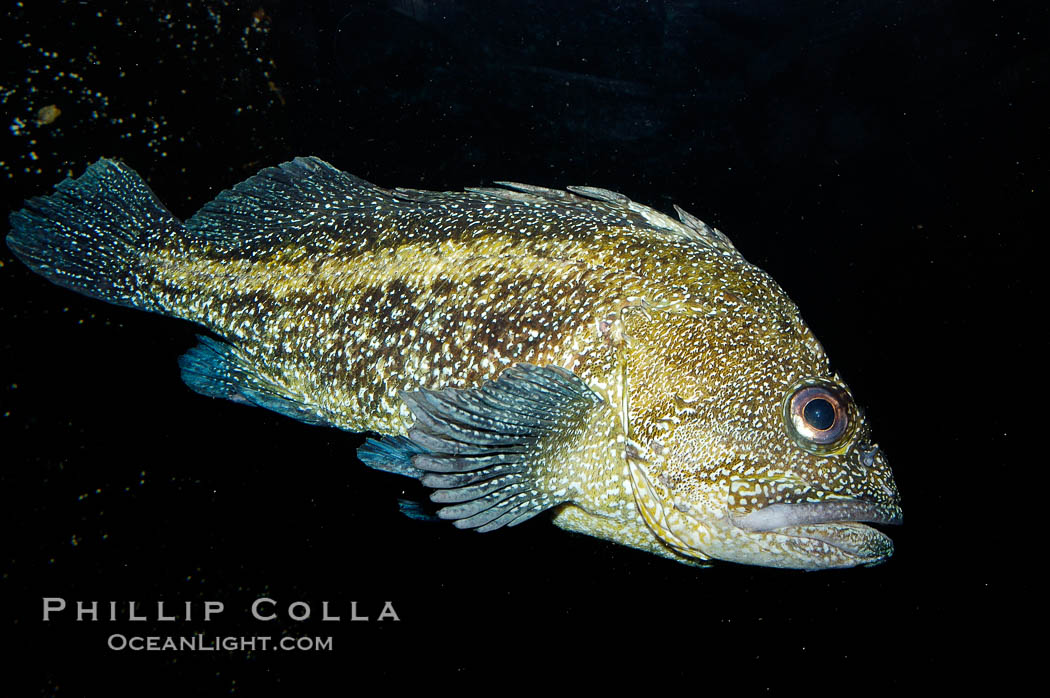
(2, 0, 1038, 692)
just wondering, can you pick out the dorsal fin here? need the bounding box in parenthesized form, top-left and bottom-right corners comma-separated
(470, 180, 738, 252)
(184, 156, 739, 255)
(184, 156, 379, 254)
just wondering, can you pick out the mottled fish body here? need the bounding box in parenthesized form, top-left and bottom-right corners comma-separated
(8, 157, 901, 569)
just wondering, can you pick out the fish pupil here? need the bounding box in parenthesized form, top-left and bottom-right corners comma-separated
(804, 398, 835, 431)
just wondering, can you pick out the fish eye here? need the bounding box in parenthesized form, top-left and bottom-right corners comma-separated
(804, 398, 835, 430)
(784, 382, 852, 451)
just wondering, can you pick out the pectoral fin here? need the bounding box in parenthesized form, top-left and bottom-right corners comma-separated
(399, 363, 622, 533)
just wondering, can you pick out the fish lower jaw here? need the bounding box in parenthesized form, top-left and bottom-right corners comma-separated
(681, 519, 894, 570)
(768, 522, 895, 569)
(647, 498, 901, 569)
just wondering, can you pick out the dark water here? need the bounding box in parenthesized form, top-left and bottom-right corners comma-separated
(2, 0, 1037, 692)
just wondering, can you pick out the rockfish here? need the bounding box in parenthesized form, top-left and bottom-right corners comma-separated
(7, 157, 902, 569)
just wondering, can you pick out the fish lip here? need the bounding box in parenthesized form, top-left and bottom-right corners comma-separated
(730, 499, 903, 533)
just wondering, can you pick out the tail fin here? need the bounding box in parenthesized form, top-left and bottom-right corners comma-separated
(6, 158, 184, 309)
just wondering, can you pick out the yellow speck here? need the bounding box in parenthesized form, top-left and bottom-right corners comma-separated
(35, 104, 61, 126)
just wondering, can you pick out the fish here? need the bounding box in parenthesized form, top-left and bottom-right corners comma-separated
(7, 156, 902, 570)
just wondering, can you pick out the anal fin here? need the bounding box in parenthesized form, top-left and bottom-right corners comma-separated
(178, 336, 330, 426)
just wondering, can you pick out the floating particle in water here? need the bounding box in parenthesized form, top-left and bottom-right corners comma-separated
(267, 80, 286, 106)
(35, 104, 61, 126)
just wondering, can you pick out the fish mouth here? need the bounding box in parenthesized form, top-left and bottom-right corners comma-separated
(729, 500, 903, 568)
